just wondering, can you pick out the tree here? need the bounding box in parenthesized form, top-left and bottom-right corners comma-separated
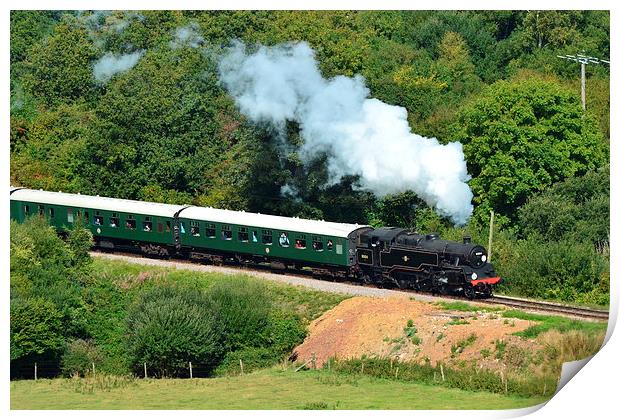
(435, 31, 481, 99)
(11, 297, 65, 361)
(22, 21, 97, 106)
(453, 77, 606, 222)
(517, 166, 609, 247)
(126, 284, 223, 377)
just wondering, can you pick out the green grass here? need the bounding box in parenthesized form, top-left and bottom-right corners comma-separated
(433, 299, 607, 339)
(434, 301, 505, 313)
(91, 258, 347, 324)
(10, 368, 548, 410)
(501, 310, 608, 338)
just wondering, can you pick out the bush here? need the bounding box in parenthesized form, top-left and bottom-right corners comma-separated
(61, 339, 104, 377)
(206, 278, 272, 352)
(214, 347, 280, 376)
(10, 296, 65, 361)
(260, 310, 306, 354)
(126, 283, 223, 377)
(494, 237, 609, 305)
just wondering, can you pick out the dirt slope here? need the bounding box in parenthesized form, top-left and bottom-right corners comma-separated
(293, 296, 539, 370)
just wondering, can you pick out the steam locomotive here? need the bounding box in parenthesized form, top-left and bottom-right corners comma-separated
(355, 227, 500, 298)
(10, 187, 501, 298)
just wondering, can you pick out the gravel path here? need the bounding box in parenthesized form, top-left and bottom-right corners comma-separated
(91, 252, 443, 302)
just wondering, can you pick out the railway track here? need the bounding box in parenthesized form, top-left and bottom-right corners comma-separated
(486, 295, 609, 320)
(91, 250, 609, 321)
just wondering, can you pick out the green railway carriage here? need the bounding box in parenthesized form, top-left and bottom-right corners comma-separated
(177, 206, 369, 269)
(10, 187, 371, 270)
(10, 187, 185, 256)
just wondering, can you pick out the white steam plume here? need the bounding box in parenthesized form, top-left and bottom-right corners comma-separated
(170, 23, 204, 49)
(218, 41, 474, 225)
(93, 50, 145, 83)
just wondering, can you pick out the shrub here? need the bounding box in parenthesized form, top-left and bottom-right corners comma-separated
(206, 278, 272, 352)
(61, 339, 104, 377)
(126, 283, 223, 377)
(10, 296, 64, 361)
(494, 237, 609, 306)
(214, 347, 280, 376)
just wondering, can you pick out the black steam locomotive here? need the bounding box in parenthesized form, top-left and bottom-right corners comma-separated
(354, 227, 501, 298)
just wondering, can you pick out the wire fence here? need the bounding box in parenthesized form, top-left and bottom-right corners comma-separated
(11, 359, 226, 380)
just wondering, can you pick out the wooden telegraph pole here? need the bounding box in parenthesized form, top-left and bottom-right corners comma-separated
(487, 210, 494, 263)
(557, 52, 609, 111)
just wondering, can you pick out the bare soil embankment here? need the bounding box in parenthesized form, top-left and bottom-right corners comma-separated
(293, 296, 540, 371)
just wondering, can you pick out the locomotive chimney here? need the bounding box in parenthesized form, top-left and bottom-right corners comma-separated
(463, 235, 471, 244)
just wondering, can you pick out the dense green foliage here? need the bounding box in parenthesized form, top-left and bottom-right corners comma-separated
(126, 284, 223, 377)
(61, 339, 104, 377)
(10, 220, 317, 379)
(453, 77, 605, 221)
(10, 11, 610, 304)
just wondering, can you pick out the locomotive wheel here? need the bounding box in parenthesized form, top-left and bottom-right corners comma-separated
(464, 285, 476, 300)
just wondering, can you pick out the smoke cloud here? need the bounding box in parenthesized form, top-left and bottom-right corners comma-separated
(170, 23, 204, 49)
(93, 50, 145, 83)
(218, 42, 474, 225)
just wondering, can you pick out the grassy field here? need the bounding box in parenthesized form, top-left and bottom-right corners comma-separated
(10, 367, 549, 410)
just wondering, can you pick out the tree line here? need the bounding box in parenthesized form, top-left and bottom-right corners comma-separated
(10, 11, 610, 305)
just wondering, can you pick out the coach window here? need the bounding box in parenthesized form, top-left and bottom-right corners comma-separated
(67, 208, 74, 223)
(24, 204, 30, 215)
(166, 221, 171, 232)
(49, 207, 55, 218)
(262, 230, 273, 245)
(94, 211, 104, 226)
(222, 225, 232, 240)
(295, 235, 307, 249)
(110, 214, 119, 228)
(180, 222, 186, 234)
(206, 223, 216, 238)
(38, 205, 44, 216)
(312, 236, 323, 252)
(84, 211, 90, 224)
(251, 230, 258, 243)
(327, 239, 333, 251)
(279, 232, 290, 247)
(143, 217, 153, 232)
(336, 243, 343, 255)
(190, 221, 200, 236)
(238, 227, 249, 242)
(126, 216, 136, 230)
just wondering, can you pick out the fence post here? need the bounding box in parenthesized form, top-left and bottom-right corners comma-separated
(144, 362, 148, 379)
(361, 362, 364, 375)
(395, 367, 399, 379)
(311, 353, 316, 370)
(92, 362, 96, 377)
(239, 359, 244, 375)
(440, 364, 445, 381)
(34, 362, 37, 381)
(189, 362, 193, 379)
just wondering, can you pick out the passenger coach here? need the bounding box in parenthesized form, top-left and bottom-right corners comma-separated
(10, 188, 370, 275)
